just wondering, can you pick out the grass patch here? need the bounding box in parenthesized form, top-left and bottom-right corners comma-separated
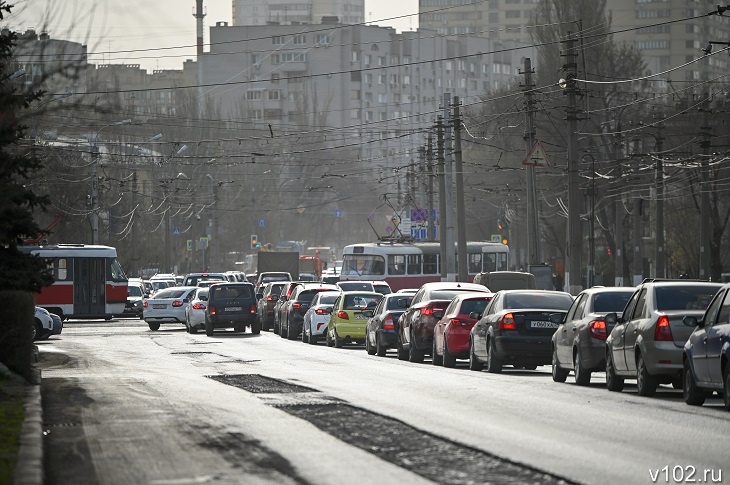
(0, 375, 25, 485)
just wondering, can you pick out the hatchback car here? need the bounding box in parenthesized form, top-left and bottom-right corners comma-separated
(605, 280, 722, 396)
(256, 282, 287, 331)
(470, 290, 574, 373)
(326, 291, 382, 348)
(33, 306, 54, 341)
(204, 282, 259, 336)
(432, 293, 494, 367)
(682, 282, 730, 410)
(302, 291, 341, 344)
(280, 283, 340, 340)
(143, 286, 198, 330)
(551, 287, 634, 385)
(364, 293, 413, 357)
(184, 287, 209, 334)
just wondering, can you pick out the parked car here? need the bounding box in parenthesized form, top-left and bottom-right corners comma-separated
(326, 291, 383, 348)
(256, 282, 287, 331)
(364, 293, 413, 357)
(604, 280, 722, 396)
(33, 306, 54, 341)
(398, 282, 489, 363)
(469, 290, 574, 373)
(302, 291, 341, 344)
(473, 271, 536, 291)
(49, 312, 63, 336)
(184, 287, 209, 334)
(337, 280, 392, 295)
(142, 286, 198, 331)
(280, 283, 340, 340)
(123, 281, 146, 318)
(551, 287, 635, 385)
(682, 282, 730, 410)
(273, 281, 303, 335)
(204, 282, 260, 336)
(432, 293, 494, 367)
(182, 272, 227, 287)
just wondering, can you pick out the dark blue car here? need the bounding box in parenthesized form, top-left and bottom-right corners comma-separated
(682, 283, 730, 410)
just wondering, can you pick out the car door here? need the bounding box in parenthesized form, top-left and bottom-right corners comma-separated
(402, 288, 425, 347)
(707, 289, 730, 385)
(559, 293, 585, 365)
(688, 289, 723, 384)
(611, 289, 640, 372)
(622, 288, 648, 374)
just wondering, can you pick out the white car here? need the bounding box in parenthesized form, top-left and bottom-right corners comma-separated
(34, 306, 54, 341)
(184, 288, 209, 334)
(143, 286, 197, 331)
(302, 290, 341, 344)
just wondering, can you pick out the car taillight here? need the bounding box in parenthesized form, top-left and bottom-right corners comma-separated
(499, 312, 516, 330)
(655, 315, 673, 341)
(337, 310, 349, 320)
(209, 306, 216, 315)
(293, 303, 301, 309)
(192, 303, 206, 310)
(315, 308, 328, 315)
(172, 300, 183, 307)
(450, 318, 469, 326)
(250, 305, 256, 314)
(267, 296, 273, 301)
(589, 319, 607, 340)
(421, 305, 434, 315)
(384, 316, 395, 330)
(143, 300, 148, 308)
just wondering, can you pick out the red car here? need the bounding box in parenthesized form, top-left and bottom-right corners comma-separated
(432, 293, 494, 367)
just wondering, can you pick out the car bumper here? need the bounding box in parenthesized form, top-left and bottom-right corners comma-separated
(307, 318, 330, 336)
(445, 327, 472, 355)
(578, 339, 608, 371)
(376, 329, 398, 346)
(494, 335, 552, 364)
(333, 321, 366, 339)
(207, 313, 257, 328)
(144, 314, 186, 323)
(641, 341, 684, 376)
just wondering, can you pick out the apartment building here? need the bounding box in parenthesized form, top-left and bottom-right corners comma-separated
(232, 0, 365, 26)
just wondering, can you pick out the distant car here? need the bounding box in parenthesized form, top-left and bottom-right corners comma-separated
(143, 286, 198, 331)
(337, 280, 392, 295)
(469, 290, 574, 373)
(298, 273, 317, 282)
(321, 275, 340, 285)
(123, 281, 146, 318)
(184, 288, 209, 334)
(279, 283, 340, 340)
(396, 288, 418, 295)
(364, 293, 412, 357)
(33, 306, 54, 341)
(182, 272, 228, 287)
(432, 293, 494, 367)
(551, 287, 634, 385)
(302, 291, 341, 344)
(604, 280, 722, 396)
(326, 291, 383, 348)
(682, 282, 730, 410)
(473, 271, 535, 291)
(204, 282, 260, 336)
(255, 272, 292, 292)
(49, 312, 63, 336)
(256, 282, 287, 331)
(273, 281, 304, 335)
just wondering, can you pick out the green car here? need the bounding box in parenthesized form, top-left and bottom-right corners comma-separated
(326, 291, 382, 348)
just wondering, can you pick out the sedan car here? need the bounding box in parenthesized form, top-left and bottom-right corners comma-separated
(50, 312, 63, 337)
(142, 286, 198, 331)
(280, 283, 340, 340)
(256, 282, 286, 331)
(432, 293, 494, 367)
(398, 282, 489, 363)
(551, 287, 634, 385)
(364, 293, 413, 357)
(273, 282, 303, 335)
(469, 290, 574, 373)
(302, 290, 341, 344)
(184, 287, 209, 334)
(682, 282, 730, 410)
(122, 281, 146, 318)
(605, 280, 722, 396)
(326, 291, 382, 348)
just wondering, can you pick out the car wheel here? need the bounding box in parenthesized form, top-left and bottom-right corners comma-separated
(636, 354, 657, 397)
(605, 351, 624, 392)
(683, 361, 706, 406)
(552, 346, 568, 382)
(485, 337, 502, 374)
(326, 329, 334, 347)
(31, 321, 40, 341)
(302, 325, 309, 343)
(366, 332, 376, 355)
(396, 333, 409, 361)
(309, 334, 318, 345)
(251, 318, 261, 335)
(468, 338, 483, 371)
(431, 338, 443, 366)
(262, 319, 270, 332)
(574, 348, 591, 386)
(724, 365, 730, 411)
(148, 322, 160, 331)
(375, 333, 387, 357)
(280, 319, 289, 339)
(190, 324, 198, 334)
(205, 320, 214, 337)
(273, 319, 280, 336)
(443, 340, 456, 368)
(408, 331, 424, 363)
(334, 329, 343, 348)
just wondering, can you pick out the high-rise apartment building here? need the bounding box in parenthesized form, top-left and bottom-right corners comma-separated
(232, 0, 365, 26)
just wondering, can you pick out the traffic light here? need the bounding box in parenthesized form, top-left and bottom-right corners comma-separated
(250, 234, 258, 249)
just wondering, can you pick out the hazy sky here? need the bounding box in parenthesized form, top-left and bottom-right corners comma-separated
(9, 0, 419, 72)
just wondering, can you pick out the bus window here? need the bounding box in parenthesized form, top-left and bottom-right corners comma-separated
(109, 258, 128, 282)
(407, 254, 421, 275)
(423, 254, 438, 274)
(388, 254, 406, 275)
(342, 255, 385, 275)
(56, 258, 69, 280)
(468, 253, 482, 273)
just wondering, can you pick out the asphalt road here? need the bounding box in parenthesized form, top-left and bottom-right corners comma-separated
(37, 319, 729, 485)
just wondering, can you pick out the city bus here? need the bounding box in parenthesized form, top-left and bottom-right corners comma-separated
(19, 244, 129, 320)
(340, 241, 509, 291)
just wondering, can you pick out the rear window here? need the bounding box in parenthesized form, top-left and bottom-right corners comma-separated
(269, 284, 285, 295)
(374, 284, 392, 295)
(263, 275, 290, 283)
(297, 290, 322, 302)
(387, 296, 412, 310)
(430, 289, 484, 300)
(185, 274, 226, 286)
(592, 292, 633, 313)
(339, 282, 374, 292)
(195, 289, 209, 299)
(655, 286, 720, 311)
(459, 297, 493, 315)
(154, 289, 190, 299)
(344, 294, 381, 309)
(319, 294, 339, 305)
(503, 293, 573, 310)
(128, 286, 143, 297)
(211, 286, 253, 300)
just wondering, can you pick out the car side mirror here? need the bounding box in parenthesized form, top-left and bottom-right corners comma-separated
(469, 311, 481, 320)
(605, 312, 618, 325)
(325, 307, 333, 314)
(362, 309, 374, 317)
(397, 298, 409, 308)
(549, 313, 564, 324)
(683, 315, 702, 328)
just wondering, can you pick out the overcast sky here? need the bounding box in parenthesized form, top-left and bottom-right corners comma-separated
(8, 0, 419, 72)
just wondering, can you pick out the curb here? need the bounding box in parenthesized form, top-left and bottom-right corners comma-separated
(12, 367, 44, 485)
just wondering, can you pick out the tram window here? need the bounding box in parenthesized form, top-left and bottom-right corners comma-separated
(496, 253, 508, 271)
(56, 258, 68, 280)
(423, 254, 438, 274)
(109, 258, 128, 282)
(407, 254, 421, 275)
(468, 253, 482, 273)
(483, 253, 496, 272)
(388, 255, 406, 275)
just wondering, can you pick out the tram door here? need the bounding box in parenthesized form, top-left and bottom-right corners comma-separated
(74, 257, 106, 316)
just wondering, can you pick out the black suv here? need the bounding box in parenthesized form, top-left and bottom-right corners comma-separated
(204, 283, 260, 336)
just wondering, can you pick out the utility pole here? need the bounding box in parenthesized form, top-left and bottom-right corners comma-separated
(452, 96, 468, 282)
(562, 33, 582, 294)
(164, 184, 172, 273)
(443, 93, 456, 281)
(522, 57, 541, 265)
(632, 137, 643, 286)
(613, 117, 625, 286)
(91, 146, 100, 245)
(210, 182, 219, 271)
(700, 93, 711, 280)
(654, 114, 665, 278)
(418, 145, 426, 210)
(131, 171, 138, 277)
(437, 117, 447, 280)
(427, 134, 435, 241)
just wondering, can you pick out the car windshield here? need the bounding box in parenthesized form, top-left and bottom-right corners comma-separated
(128, 286, 143, 297)
(503, 293, 573, 310)
(459, 297, 493, 315)
(592, 292, 633, 313)
(338, 282, 374, 291)
(430, 289, 485, 300)
(344, 294, 381, 310)
(655, 286, 720, 311)
(211, 286, 253, 300)
(387, 296, 411, 310)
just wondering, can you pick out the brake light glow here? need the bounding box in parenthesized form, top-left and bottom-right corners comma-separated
(421, 306, 434, 316)
(172, 300, 183, 307)
(384, 316, 395, 330)
(192, 303, 206, 310)
(315, 308, 328, 315)
(451, 318, 470, 327)
(337, 310, 349, 320)
(143, 300, 148, 308)
(209, 306, 217, 315)
(499, 313, 516, 330)
(589, 319, 607, 340)
(250, 305, 256, 314)
(267, 296, 273, 301)
(655, 315, 673, 341)
(293, 303, 301, 309)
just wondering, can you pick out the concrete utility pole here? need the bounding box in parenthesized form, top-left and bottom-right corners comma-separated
(418, 146, 426, 210)
(632, 139, 643, 286)
(522, 58, 541, 265)
(443, 93, 456, 281)
(562, 33, 582, 294)
(427, 134, 435, 241)
(91, 146, 100, 245)
(164, 184, 172, 273)
(700, 93, 712, 280)
(452, 96, 468, 282)
(654, 115, 666, 279)
(131, 171, 138, 277)
(437, 117, 447, 280)
(613, 118, 625, 286)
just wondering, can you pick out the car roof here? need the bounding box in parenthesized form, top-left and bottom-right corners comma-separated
(340, 291, 382, 296)
(420, 282, 487, 291)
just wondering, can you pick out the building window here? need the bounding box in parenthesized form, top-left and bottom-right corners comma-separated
(315, 34, 330, 45)
(351, 90, 361, 100)
(293, 35, 306, 45)
(268, 90, 280, 100)
(246, 90, 262, 100)
(272, 35, 286, 45)
(351, 108, 361, 119)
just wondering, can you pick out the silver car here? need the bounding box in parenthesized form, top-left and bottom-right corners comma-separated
(184, 288, 209, 334)
(143, 286, 197, 331)
(605, 281, 722, 396)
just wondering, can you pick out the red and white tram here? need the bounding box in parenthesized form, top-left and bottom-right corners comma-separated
(340, 241, 510, 291)
(20, 244, 128, 320)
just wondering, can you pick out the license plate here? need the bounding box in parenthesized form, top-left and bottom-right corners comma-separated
(225, 307, 243, 312)
(531, 321, 557, 328)
(152, 304, 166, 309)
(355, 314, 368, 320)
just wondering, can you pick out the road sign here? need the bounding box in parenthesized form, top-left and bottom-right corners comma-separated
(335, 209, 343, 218)
(297, 204, 306, 214)
(491, 234, 502, 243)
(173, 227, 181, 236)
(522, 140, 549, 167)
(258, 219, 265, 228)
(186, 240, 193, 251)
(411, 227, 428, 239)
(411, 207, 428, 222)
(199, 237, 208, 248)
